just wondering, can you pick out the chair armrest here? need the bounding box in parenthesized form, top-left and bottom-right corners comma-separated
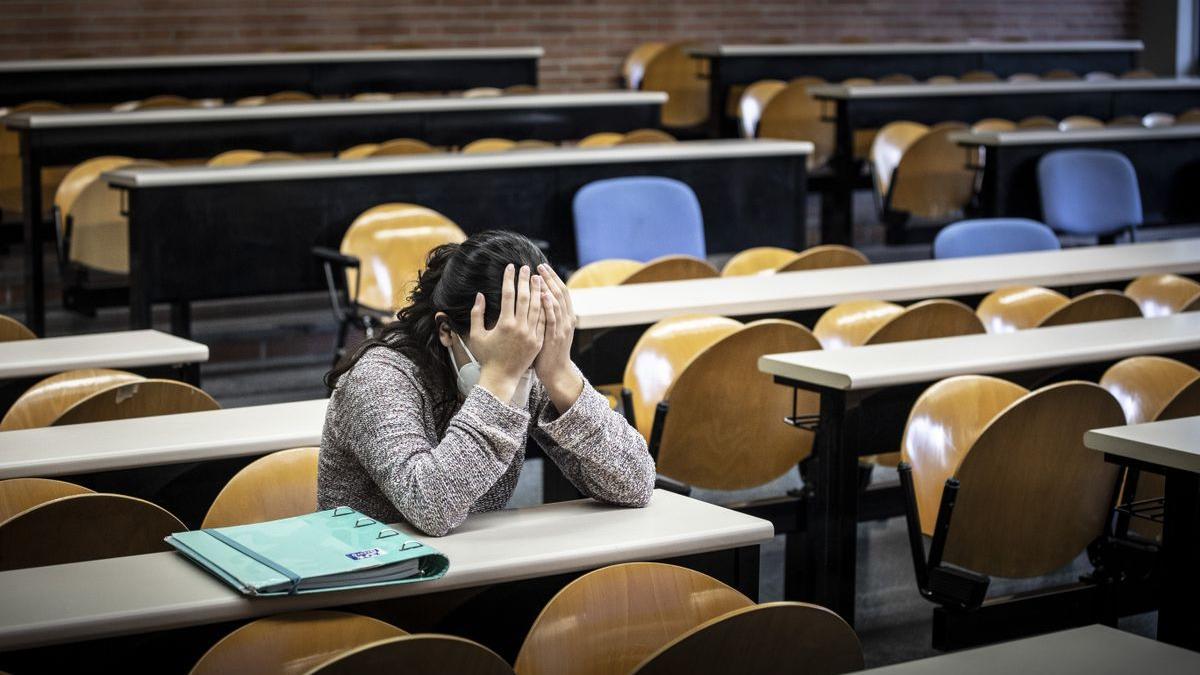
(654, 475, 692, 496)
(312, 246, 360, 269)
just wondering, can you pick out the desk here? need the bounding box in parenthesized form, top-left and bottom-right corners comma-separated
(1086, 416, 1200, 651)
(0, 48, 542, 107)
(757, 313, 1200, 625)
(0, 329, 206, 382)
(690, 40, 1142, 137)
(7, 91, 666, 335)
(0, 489, 772, 652)
(810, 78, 1200, 245)
(103, 139, 811, 335)
(859, 625, 1200, 674)
(956, 124, 1200, 225)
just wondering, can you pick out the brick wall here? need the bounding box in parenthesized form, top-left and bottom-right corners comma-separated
(0, 1, 1139, 91)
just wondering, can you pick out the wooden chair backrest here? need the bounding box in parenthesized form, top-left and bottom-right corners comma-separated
(0, 101, 67, 215)
(0, 368, 145, 431)
(776, 245, 869, 273)
(960, 70, 1000, 82)
(878, 73, 917, 84)
(1106, 115, 1143, 128)
(202, 447, 319, 528)
(249, 151, 305, 164)
(720, 246, 796, 276)
(1178, 108, 1200, 124)
(757, 77, 833, 169)
(0, 478, 94, 523)
(617, 128, 677, 145)
(658, 320, 822, 489)
(67, 158, 167, 274)
(975, 285, 1069, 333)
(577, 132, 624, 148)
(867, 299, 984, 345)
(311, 635, 513, 675)
(265, 90, 316, 105)
(927, 75, 958, 84)
(0, 314, 35, 342)
(350, 93, 393, 102)
(631, 602, 864, 675)
(54, 155, 135, 219)
(207, 149, 268, 166)
(970, 118, 1016, 133)
(566, 259, 643, 289)
(889, 123, 974, 219)
(623, 42, 669, 90)
(339, 203, 466, 312)
(462, 87, 504, 98)
(337, 143, 381, 159)
(1159, 378, 1200, 419)
(118, 94, 194, 111)
(620, 255, 718, 285)
(946, 381, 1123, 577)
(813, 299, 905, 350)
(514, 562, 753, 675)
(1007, 73, 1041, 83)
(1017, 115, 1058, 129)
(1100, 356, 1200, 424)
(641, 43, 709, 129)
(737, 79, 786, 138)
(504, 84, 538, 95)
(1037, 290, 1142, 328)
(1058, 115, 1104, 131)
(869, 121, 928, 198)
(1125, 273, 1200, 316)
(1122, 68, 1157, 79)
(53, 379, 219, 427)
(0, 493, 185, 570)
(371, 138, 436, 157)
(622, 315, 742, 440)
(191, 611, 408, 675)
(462, 138, 516, 154)
(1042, 69, 1080, 80)
(513, 139, 556, 150)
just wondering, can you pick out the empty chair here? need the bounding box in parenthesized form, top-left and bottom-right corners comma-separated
(371, 138, 436, 156)
(621, 255, 718, 285)
(1121, 68, 1157, 79)
(776, 245, 868, 273)
(616, 128, 677, 145)
(878, 73, 917, 84)
(565, 259, 644, 289)
(0, 100, 68, 220)
(202, 447, 318, 528)
(206, 150, 304, 167)
(191, 611, 408, 675)
(235, 90, 315, 106)
(1178, 108, 1200, 124)
(1106, 115, 1143, 128)
(0, 492, 185, 570)
(737, 80, 786, 138)
(1017, 115, 1058, 129)
(639, 42, 709, 129)
(314, 203, 466, 360)
(721, 246, 797, 276)
(515, 562, 753, 675)
(0, 314, 35, 342)
(932, 218, 1060, 259)
(462, 87, 503, 98)
(0, 478, 93, 523)
(462, 138, 517, 154)
(960, 70, 1000, 83)
(1124, 274, 1200, 316)
(874, 123, 975, 240)
(0, 368, 143, 431)
(504, 84, 538, 95)
(350, 92, 393, 102)
(814, 298, 984, 351)
(623, 42, 669, 90)
(112, 94, 194, 111)
(1007, 73, 1041, 83)
(572, 176, 705, 266)
(1038, 149, 1142, 241)
(970, 118, 1016, 133)
(576, 132, 624, 148)
(1142, 112, 1175, 128)
(1041, 69, 1080, 80)
(632, 603, 863, 675)
(512, 139, 555, 150)
(926, 75, 958, 85)
(1057, 115, 1104, 131)
(756, 77, 833, 169)
(338, 143, 381, 159)
(870, 121, 928, 209)
(313, 635, 513, 675)
(975, 286, 1141, 333)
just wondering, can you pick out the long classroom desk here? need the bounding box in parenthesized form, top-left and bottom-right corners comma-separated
(0, 47, 542, 108)
(756, 312, 1200, 626)
(8, 91, 667, 335)
(689, 40, 1143, 137)
(0, 490, 772, 657)
(102, 139, 813, 335)
(809, 78, 1200, 245)
(956, 124, 1200, 226)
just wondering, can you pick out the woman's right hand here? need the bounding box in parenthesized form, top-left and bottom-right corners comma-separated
(472, 264, 545, 402)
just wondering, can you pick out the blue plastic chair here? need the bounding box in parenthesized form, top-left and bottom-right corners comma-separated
(933, 218, 1061, 259)
(1037, 149, 1142, 240)
(572, 176, 706, 266)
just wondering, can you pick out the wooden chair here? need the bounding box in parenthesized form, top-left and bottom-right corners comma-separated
(1084, 71, 1117, 82)
(0, 314, 35, 342)
(623, 42, 669, 90)
(1178, 108, 1200, 124)
(112, 95, 194, 111)
(1121, 68, 1157, 79)
(350, 93, 393, 102)
(620, 255, 718, 285)
(960, 70, 1000, 83)
(0, 493, 185, 570)
(1041, 69, 1080, 81)
(0, 100, 68, 220)
(261, 90, 316, 105)
(313, 203, 466, 361)
(513, 139, 555, 151)
(0, 478, 93, 523)
(1124, 273, 1200, 316)
(565, 259, 643, 289)
(631, 602, 863, 675)
(976, 286, 1142, 333)
(737, 80, 786, 138)
(311, 635, 512, 675)
(878, 73, 917, 84)
(191, 611, 408, 675)
(776, 245, 870, 273)
(514, 562, 753, 675)
(202, 447, 318, 528)
(576, 132, 624, 148)
(970, 118, 1016, 133)
(56, 379, 218, 427)
(504, 84, 538, 95)
(462, 87, 503, 98)
(207, 149, 269, 166)
(462, 138, 517, 154)
(0, 368, 145, 431)
(720, 246, 796, 276)
(815, 298, 984, 351)
(756, 77, 834, 169)
(1007, 73, 1041, 82)
(1058, 115, 1104, 131)
(926, 75, 958, 85)
(337, 143, 381, 159)
(1106, 115, 1144, 128)
(616, 128, 677, 145)
(371, 138, 436, 156)
(874, 123, 975, 238)
(640, 42, 709, 130)
(1017, 115, 1058, 129)
(870, 121, 928, 208)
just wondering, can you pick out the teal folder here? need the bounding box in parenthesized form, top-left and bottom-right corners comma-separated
(165, 507, 449, 596)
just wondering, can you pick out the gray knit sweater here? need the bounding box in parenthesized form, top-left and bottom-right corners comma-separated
(317, 346, 656, 536)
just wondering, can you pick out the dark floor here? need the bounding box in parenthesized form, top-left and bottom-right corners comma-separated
(1, 192, 1189, 667)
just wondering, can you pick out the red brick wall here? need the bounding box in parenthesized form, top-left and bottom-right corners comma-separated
(0, 1, 1139, 91)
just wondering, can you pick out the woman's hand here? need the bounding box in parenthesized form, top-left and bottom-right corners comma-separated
(472, 264, 545, 403)
(534, 263, 584, 412)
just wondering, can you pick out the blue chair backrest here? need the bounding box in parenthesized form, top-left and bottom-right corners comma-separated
(933, 218, 1061, 259)
(1037, 149, 1142, 237)
(572, 176, 706, 266)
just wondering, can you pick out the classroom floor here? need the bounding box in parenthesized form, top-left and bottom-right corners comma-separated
(0, 195, 1187, 668)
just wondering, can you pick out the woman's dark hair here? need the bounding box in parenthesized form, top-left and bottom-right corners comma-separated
(325, 229, 548, 428)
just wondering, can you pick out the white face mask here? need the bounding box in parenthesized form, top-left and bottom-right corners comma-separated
(448, 334, 535, 408)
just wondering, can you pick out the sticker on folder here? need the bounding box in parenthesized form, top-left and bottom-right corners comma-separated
(346, 547, 385, 561)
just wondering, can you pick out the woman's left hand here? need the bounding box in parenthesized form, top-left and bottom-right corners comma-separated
(534, 263, 583, 412)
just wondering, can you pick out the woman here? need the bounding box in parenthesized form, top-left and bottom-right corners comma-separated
(318, 230, 655, 536)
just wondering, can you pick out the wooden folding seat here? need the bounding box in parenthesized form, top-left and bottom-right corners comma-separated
(514, 563, 753, 675)
(512, 139, 555, 150)
(1017, 115, 1058, 129)
(620, 255, 717, 285)
(1106, 115, 1143, 127)
(191, 611, 407, 675)
(337, 143, 381, 159)
(0, 100, 68, 221)
(776, 245, 870, 273)
(576, 132, 624, 148)
(720, 246, 797, 276)
(503, 84, 538, 95)
(870, 121, 928, 207)
(461, 86, 503, 98)
(350, 92, 393, 102)
(370, 138, 436, 156)
(206, 150, 304, 167)
(1058, 115, 1104, 131)
(565, 259, 644, 289)
(814, 298, 984, 351)
(622, 42, 669, 90)
(640, 42, 709, 130)
(0, 492, 185, 570)
(873, 123, 975, 241)
(756, 77, 833, 169)
(1124, 273, 1200, 316)
(960, 70, 1000, 83)
(970, 118, 1016, 133)
(1007, 73, 1041, 82)
(202, 447, 318, 528)
(0, 314, 35, 342)
(737, 79, 786, 138)
(235, 90, 316, 106)
(462, 138, 517, 154)
(1177, 108, 1200, 124)
(616, 128, 677, 145)
(631, 602, 863, 675)
(0, 478, 93, 523)
(1121, 68, 1157, 79)
(878, 73, 917, 84)
(59, 379, 218, 427)
(112, 94, 195, 111)
(0, 368, 144, 430)
(976, 286, 1142, 333)
(313, 635, 512, 675)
